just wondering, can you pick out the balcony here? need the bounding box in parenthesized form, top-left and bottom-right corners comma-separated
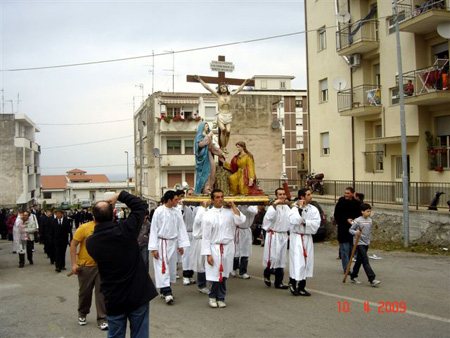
(160, 154, 195, 168)
(397, 0, 450, 34)
(400, 59, 450, 106)
(337, 85, 382, 117)
(14, 137, 32, 149)
(158, 116, 203, 134)
(336, 20, 379, 56)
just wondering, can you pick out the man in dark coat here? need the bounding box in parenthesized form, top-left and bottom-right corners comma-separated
(87, 191, 157, 338)
(333, 187, 361, 273)
(50, 209, 72, 272)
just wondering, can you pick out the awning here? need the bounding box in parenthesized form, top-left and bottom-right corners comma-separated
(159, 99, 199, 105)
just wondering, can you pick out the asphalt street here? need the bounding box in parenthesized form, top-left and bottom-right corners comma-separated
(1, 239, 449, 338)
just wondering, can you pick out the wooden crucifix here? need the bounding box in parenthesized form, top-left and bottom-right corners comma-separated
(187, 55, 254, 153)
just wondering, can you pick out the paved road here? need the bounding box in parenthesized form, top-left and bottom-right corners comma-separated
(1, 239, 449, 338)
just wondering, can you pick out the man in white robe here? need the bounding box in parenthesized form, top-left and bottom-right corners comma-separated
(288, 188, 320, 296)
(232, 205, 257, 279)
(181, 188, 197, 285)
(148, 190, 190, 304)
(262, 188, 290, 289)
(190, 202, 209, 294)
(201, 189, 245, 308)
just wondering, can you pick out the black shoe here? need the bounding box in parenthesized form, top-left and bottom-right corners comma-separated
(29, 261, 33, 265)
(298, 289, 311, 296)
(275, 284, 289, 290)
(264, 278, 271, 287)
(61, 267, 66, 271)
(289, 284, 299, 296)
(55, 268, 61, 273)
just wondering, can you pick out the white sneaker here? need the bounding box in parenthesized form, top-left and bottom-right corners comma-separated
(209, 298, 218, 308)
(217, 301, 227, 308)
(78, 317, 87, 326)
(198, 287, 209, 294)
(98, 322, 108, 330)
(189, 277, 196, 284)
(350, 277, 361, 284)
(230, 270, 236, 277)
(239, 273, 250, 279)
(183, 277, 190, 285)
(165, 295, 174, 304)
(371, 280, 381, 287)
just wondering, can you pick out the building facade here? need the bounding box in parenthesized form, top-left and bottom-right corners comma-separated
(134, 78, 307, 204)
(0, 114, 41, 208)
(305, 0, 449, 188)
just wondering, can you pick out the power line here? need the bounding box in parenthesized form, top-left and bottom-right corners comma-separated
(42, 135, 133, 150)
(37, 118, 133, 126)
(41, 164, 128, 169)
(3, 31, 304, 72)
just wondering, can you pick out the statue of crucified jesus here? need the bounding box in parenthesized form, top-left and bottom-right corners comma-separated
(194, 75, 251, 154)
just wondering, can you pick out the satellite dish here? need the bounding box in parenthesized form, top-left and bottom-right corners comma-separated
(336, 11, 351, 23)
(153, 148, 160, 157)
(271, 120, 280, 130)
(174, 183, 182, 190)
(182, 181, 190, 189)
(437, 23, 450, 39)
(332, 77, 348, 91)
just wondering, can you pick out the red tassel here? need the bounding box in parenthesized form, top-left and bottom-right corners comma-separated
(219, 244, 224, 282)
(162, 261, 166, 274)
(161, 239, 166, 274)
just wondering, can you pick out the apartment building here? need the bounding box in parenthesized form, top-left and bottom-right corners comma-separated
(305, 0, 449, 188)
(0, 114, 41, 207)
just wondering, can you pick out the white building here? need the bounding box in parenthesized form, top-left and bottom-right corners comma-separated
(0, 114, 41, 207)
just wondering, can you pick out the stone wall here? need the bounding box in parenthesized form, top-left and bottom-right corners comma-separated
(318, 200, 450, 247)
(229, 95, 282, 180)
(0, 115, 19, 206)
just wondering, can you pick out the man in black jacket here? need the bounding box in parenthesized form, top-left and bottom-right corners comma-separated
(50, 209, 73, 272)
(87, 191, 157, 338)
(333, 187, 361, 273)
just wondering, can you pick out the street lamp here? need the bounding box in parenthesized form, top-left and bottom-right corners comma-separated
(124, 151, 129, 192)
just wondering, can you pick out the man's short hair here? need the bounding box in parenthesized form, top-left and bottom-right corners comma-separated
(356, 193, 365, 201)
(92, 201, 114, 223)
(360, 203, 371, 212)
(275, 187, 285, 196)
(345, 187, 355, 194)
(163, 190, 176, 203)
(175, 189, 185, 197)
(211, 189, 223, 200)
(297, 188, 310, 199)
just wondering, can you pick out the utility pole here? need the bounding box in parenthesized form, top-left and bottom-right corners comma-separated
(135, 84, 144, 103)
(16, 93, 21, 113)
(393, 0, 409, 247)
(164, 50, 175, 93)
(124, 151, 129, 192)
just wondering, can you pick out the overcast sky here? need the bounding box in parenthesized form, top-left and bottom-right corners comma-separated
(1, 0, 306, 180)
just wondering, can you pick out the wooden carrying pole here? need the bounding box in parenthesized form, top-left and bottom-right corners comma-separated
(342, 231, 361, 283)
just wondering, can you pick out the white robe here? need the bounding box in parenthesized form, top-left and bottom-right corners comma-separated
(262, 205, 290, 269)
(288, 204, 321, 281)
(235, 206, 257, 258)
(182, 205, 198, 271)
(190, 207, 207, 272)
(148, 206, 190, 288)
(201, 207, 246, 281)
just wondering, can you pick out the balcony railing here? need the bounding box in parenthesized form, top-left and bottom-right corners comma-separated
(337, 85, 381, 112)
(398, 59, 450, 101)
(258, 178, 450, 209)
(397, 0, 447, 23)
(336, 19, 379, 53)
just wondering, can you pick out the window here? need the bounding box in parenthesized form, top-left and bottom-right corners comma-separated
(321, 132, 330, 155)
(436, 115, 450, 169)
(184, 140, 194, 154)
(295, 100, 303, 108)
(167, 140, 181, 154)
(388, 13, 405, 34)
(280, 81, 286, 89)
(318, 27, 326, 51)
(375, 125, 384, 171)
(374, 64, 381, 87)
(43, 192, 52, 199)
(391, 87, 399, 105)
(319, 79, 328, 103)
(261, 80, 267, 89)
(168, 173, 182, 188)
(185, 173, 195, 187)
(167, 107, 181, 118)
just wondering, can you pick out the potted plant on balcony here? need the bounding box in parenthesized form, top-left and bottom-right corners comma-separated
(172, 114, 182, 122)
(425, 131, 438, 169)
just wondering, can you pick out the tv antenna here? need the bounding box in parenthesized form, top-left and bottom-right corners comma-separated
(332, 76, 348, 91)
(336, 11, 351, 23)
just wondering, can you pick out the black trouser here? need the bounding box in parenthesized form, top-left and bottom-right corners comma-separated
(210, 278, 227, 301)
(264, 267, 284, 287)
(182, 270, 194, 278)
(350, 245, 375, 282)
(55, 242, 67, 269)
(160, 286, 172, 296)
(289, 278, 307, 290)
(233, 257, 249, 275)
(47, 241, 55, 264)
(26, 240, 34, 263)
